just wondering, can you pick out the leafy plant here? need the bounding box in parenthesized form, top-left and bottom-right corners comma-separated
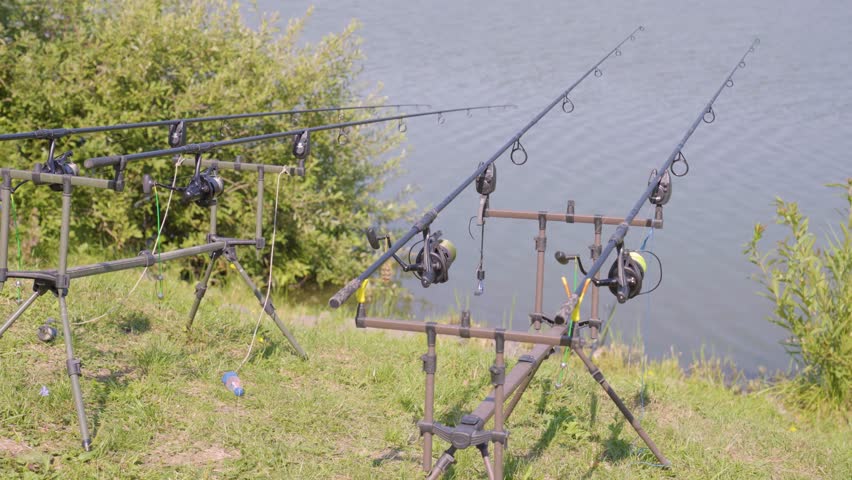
(0, 0, 410, 288)
(745, 179, 852, 413)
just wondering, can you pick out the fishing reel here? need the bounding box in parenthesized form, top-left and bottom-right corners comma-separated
(555, 247, 649, 304)
(365, 227, 457, 287)
(34, 150, 79, 191)
(141, 167, 224, 207)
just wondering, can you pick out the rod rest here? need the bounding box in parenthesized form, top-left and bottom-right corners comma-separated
(206, 235, 258, 246)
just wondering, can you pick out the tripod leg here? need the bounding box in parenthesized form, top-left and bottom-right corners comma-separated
(422, 325, 437, 471)
(478, 444, 496, 480)
(186, 252, 219, 333)
(0, 288, 44, 339)
(572, 345, 669, 466)
(59, 295, 92, 451)
(492, 332, 506, 479)
(426, 447, 456, 480)
(227, 254, 307, 359)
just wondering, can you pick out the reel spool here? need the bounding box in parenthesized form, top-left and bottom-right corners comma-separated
(181, 167, 223, 206)
(365, 228, 456, 287)
(606, 250, 646, 301)
(555, 249, 648, 303)
(34, 151, 79, 191)
(414, 234, 456, 285)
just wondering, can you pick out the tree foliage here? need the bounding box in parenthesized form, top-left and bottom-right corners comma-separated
(745, 179, 852, 414)
(0, 0, 409, 287)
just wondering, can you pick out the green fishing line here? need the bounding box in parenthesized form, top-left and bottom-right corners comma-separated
(555, 261, 580, 387)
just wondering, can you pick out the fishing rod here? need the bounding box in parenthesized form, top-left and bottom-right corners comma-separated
(328, 26, 645, 308)
(554, 38, 760, 322)
(0, 103, 432, 142)
(82, 104, 515, 169)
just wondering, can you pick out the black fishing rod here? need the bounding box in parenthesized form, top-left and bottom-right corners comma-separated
(82, 104, 515, 169)
(0, 104, 432, 143)
(328, 26, 645, 308)
(555, 38, 760, 319)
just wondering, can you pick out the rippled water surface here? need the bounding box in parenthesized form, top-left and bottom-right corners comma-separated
(253, 0, 851, 372)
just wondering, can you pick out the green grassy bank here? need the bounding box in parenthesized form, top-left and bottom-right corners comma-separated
(0, 268, 849, 479)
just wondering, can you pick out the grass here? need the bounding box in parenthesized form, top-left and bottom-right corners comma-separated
(0, 266, 850, 479)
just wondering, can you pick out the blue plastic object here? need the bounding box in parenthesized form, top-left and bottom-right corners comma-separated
(221, 371, 245, 397)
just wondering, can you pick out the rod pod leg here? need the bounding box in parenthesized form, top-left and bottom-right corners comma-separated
(426, 447, 456, 480)
(225, 250, 307, 359)
(492, 331, 506, 479)
(422, 324, 437, 471)
(59, 295, 92, 450)
(186, 251, 220, 333)
(478, 444, 496, 480)
(572, 345, 670, 466)
(0, 288, 44, 339)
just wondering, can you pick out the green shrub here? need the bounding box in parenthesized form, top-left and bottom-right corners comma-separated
(745, 179, 852, 413)
(0, 0, 408, 287)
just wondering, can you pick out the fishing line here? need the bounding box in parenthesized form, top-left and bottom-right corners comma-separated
(237, 167, 288, 371)
(73, 159, 181, 325)
(628, 222, 668, 469)
(555, 261, 579, 388)
(153, 187, 164, 299)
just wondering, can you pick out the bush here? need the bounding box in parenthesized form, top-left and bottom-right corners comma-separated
(0, 0, 408, 286)
(745, 179, 852, 413)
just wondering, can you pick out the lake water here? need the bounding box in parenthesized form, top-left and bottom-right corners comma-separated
(252, 0, 851, 373)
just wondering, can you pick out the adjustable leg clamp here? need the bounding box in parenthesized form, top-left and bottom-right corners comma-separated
(66, 358, 82, 377)
(490, 365, 506, 386)
(459, 310, 471, 338)
(421, 353, 437, 375)
(55, 274, 70, 296)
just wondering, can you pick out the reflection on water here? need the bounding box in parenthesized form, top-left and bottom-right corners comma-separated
(253, 0, 851, 373)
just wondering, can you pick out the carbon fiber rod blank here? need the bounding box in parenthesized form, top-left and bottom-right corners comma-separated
(0, 104, 431, 141)
(329, 26, 646, 308)
(83, 104, 514, 168)
(562, 39, 760, 306)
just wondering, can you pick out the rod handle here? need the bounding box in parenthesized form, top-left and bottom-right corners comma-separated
(329, 277, 361, 308)
(84, 155, 122, 169)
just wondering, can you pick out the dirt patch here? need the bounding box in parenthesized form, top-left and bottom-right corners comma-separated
(147, 439, 239, 467)
(0, 437, 32, 457)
